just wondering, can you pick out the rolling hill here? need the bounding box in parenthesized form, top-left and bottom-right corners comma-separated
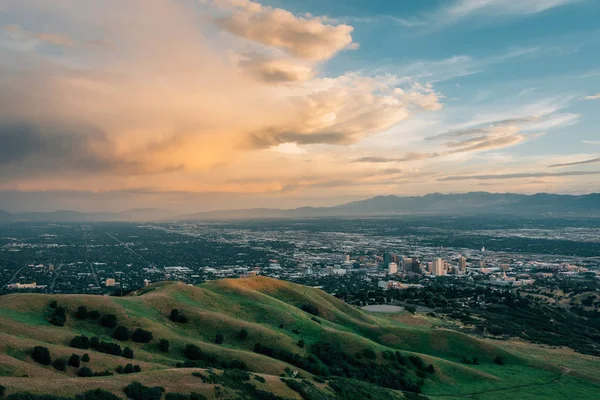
(0, 276, 599, 399)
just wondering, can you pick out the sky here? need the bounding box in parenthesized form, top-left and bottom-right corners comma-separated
(0, 0, 599, 212)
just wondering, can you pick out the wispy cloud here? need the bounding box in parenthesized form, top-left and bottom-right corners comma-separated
(582, 93, 600, 100)
(548, 156, 600, 168)
(438, 170, 600, 181)
(582, 140, 600, 145)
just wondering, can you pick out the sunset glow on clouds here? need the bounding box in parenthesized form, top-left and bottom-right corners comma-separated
(0, 0, 599, 212)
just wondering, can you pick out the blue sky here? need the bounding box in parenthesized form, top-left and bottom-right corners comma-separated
(0, 0, 599, 212)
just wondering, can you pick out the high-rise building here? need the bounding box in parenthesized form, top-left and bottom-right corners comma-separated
(458, 256, 467, 271)
(411, 259, 421, 273)
(383, 252, 393, 267)
(402, 257, 413, 272)
(435, 258, 445, 276)
(105, 278, 116, 287)
(344, 254, 350, 262)
(388, 262, 398, 275)
(143, 279, 150, 287)
(427, 262, 435, 274)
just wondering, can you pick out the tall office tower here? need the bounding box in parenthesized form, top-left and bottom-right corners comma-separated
(388, 262, 398, 275)
(458, 256, 467, 271)
(402, 257, 413, 272)
(383, 252, 393, 267)
(411, 259, 421, 273)
(435, 258, 445, 276)
(427, 262, 435, 274)
(344, 254, 350, 262)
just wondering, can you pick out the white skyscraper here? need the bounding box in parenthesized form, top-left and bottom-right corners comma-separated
(388, 262, 398, 275)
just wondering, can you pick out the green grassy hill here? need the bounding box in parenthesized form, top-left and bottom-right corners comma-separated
(0, 276, 599, 400)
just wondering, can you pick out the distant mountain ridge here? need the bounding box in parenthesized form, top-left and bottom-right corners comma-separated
(1, 192, 599, 222)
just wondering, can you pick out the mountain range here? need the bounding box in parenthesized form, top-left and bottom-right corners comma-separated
(1, 192, 599, 222)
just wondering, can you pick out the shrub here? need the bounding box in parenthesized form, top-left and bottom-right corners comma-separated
(239, 328, 248, 340)
(0, 385, 4, 397)
(362, 349, 376, 360)
(89, 310, 100, 320)
(100, 314, 118, 328)
(123, 382, 164, 400)
(75, 306, 89, 320)
(133, 365, 141, 373)
(75, 389, 120, 400)
(311, 317, 321, 324)
(215, 333, 224, 345)
(159, 339, 170, 353)
(82, 354, 90, 362)
(70, 335, 90, 349)
(131, 328, 153, 343)
(254, 375, 266, 383)
(123, 347, 134, 359)
(405, 305, 417, 314)
(297, 339, 305, 349)
(124, 364, 135, 374)
(49, 301, 58, 309)
(90, 337, 100, 349)
(68, 354, 81, 368)
(78, 367, 93, 377)
(113, 326, 130, 341)
(473, 358, 480, 365)
(494, 355, 505, 365)
(409, 355, 426, 370)
(53, 358, 66, 371)
(169, 309, 188, 323)
(31, 346, 51, 365)
(301, 304, 319, 316)
(427, 364, 435, 374)
(50, 307, 67, 327)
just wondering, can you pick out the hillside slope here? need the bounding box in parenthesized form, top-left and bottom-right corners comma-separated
(0, 277, 599, 400)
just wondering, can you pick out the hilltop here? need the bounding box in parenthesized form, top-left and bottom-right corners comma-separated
(0, 276, 599, 399)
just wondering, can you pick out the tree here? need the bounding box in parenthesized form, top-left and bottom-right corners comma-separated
(427, 364, 435, 374)
(69, 354, 81, 368)
(124, 364, 135, 374)
(131, 328, 153, 343)
(159, 339, 170, 353)
(297, 339, 305, 348)
(75, 306, 89, 320)
(49, 300, 58, 309)
(123, 347, 134, 359)
(113, 325, 130, 341)
(100, 314, 118, 328)
(133, 365, 141, 373)
(75, 389, 120, 400)
(123, 382, 164, 400)
(0, 385, 5, 397)
(494, 355, 505, 365)
(31, 346, 52, 365)
(215, 333, 224, 345)
(239, 328, 249, 340)
(50, 306, 67, 327)
(82, 353, 90, 362)
(78, 367, 93, 377)
(53, 358, 67, 371)
(89, 310, 100, 320)
(70, 335, 90, 349)
(170, 309, 188, 323)
(90, 337, 101, 349)
(301, 304, 319, 316)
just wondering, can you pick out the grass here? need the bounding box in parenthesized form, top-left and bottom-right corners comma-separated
(0, 276, 599, 399)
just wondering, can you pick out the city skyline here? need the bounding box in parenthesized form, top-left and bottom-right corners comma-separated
(1, 0, 600, 212)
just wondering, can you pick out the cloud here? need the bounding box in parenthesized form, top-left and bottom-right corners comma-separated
(236, 53, 314, 82)
(582, 140, 600, 145)
(582, 93, 600, 100)
(438, 170, 600, 181)
(213, 0, 356, 61)
(353, 157, 400, 163)
(548, 157, 600, 168)
(3, 24, 74, 47)
(436, 0, 579, 24)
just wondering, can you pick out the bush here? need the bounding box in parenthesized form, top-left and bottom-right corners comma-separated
(427, 364, 435, 374)
(131, 328, 153, 343)
(82, 354, 90, 362)
(123, 382, 164, 400)
(215, 333, 224, 345)
(409, 355, 426, 370)
(89, 310, 100, 320)
(169, 309, 188, 323)
(100, 314, 118, 328)
(75, 389, 120, 400)
(159, 339, 170, 353)
(49, 301, 58, 309)
(31, 346, 51, 365)
(494, 355, 505, 365)
(124, 364, 135, 374)
(239, 328, 248, 340)
(405, 305, 417, 314)
(90, 337, 100, 349)
(114, 326, 130, 341)
(68, 354, 81, 368)
(53, 358, 66, 371)
(78, 367, 93, 377)
(70, 335, 90, 349)
(134, 365, 141, 373)
(297, 339, 305, 348)
(123, 347, 134, 359)
(362, 349, 376, 360)
(50, 307, 67, 327)
(75, 306, 89, 320)
(301, 304, 319, 316)
(254, 375, 266, 383)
